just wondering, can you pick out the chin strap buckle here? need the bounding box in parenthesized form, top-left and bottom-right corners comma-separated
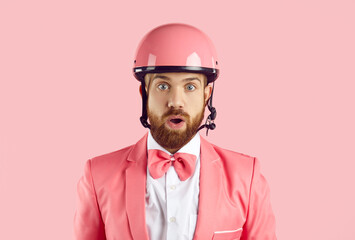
(205, 118, 216, 136)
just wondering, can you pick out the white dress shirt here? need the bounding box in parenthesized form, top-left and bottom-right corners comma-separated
(145, 130, 201, 240)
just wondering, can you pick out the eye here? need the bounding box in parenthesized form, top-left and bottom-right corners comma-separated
(158, 83, 169, 90)
(186, 84, 196, 91)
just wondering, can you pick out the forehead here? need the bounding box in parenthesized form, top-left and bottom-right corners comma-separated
(145, 72, 206, 85)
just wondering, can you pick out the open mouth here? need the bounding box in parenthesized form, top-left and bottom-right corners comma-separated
(166, 115, 185, 129)
(170, 118, 183, 124)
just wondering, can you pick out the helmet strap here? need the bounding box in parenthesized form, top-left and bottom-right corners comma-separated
(140, 81, 151, 129)
(197, 81, 217, 136)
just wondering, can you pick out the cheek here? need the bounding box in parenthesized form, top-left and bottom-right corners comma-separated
(148, 93, 166, 111)
(187, 94, 205, 115)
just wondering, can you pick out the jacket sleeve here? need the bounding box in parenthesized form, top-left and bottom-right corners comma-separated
(241, 157, 277, 240)
(74, 159, 106, 240)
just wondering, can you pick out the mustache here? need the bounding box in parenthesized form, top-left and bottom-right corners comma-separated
(162, 109, 190, 119)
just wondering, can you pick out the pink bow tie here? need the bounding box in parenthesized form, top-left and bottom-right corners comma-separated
(147, 149, 197, 181)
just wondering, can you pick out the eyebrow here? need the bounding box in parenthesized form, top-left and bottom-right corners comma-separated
(152, 75, 201, 83)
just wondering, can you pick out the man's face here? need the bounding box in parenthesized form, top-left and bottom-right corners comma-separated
(144, 72, 212, 153)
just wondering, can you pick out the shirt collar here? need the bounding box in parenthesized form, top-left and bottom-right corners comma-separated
(147, 130, 200, 159)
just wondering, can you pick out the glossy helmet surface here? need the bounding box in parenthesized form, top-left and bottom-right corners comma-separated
(133, 23, 219, 83)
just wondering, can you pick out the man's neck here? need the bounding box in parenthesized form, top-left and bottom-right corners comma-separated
(165, 147, 180, 155)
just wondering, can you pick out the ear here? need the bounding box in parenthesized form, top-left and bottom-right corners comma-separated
(204, 84, 213, 105)
(139, 85, 142, 97)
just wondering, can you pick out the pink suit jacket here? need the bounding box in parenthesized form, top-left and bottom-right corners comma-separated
(74, 133, 276, 240)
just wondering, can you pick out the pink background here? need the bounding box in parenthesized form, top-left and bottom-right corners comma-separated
(1, 0, 354, 239)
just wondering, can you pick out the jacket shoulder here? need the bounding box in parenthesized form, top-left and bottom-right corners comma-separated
(88, 144, 135, 180)
(211, 143, 255, 164)
(210, 143, 257, 181)
(91, 144, 134, 164)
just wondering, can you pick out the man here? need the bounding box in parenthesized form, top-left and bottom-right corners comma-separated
(74, 23, 277, 240)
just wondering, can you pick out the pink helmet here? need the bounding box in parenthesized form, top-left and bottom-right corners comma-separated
(133, 23, 219, 83)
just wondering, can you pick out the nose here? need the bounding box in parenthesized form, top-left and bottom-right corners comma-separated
(167, 87, 184, 109)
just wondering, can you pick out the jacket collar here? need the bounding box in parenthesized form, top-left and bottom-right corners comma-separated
(193, 135, 221, 239)
(126, 132, 149, 240)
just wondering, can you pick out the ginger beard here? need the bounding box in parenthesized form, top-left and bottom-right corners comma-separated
(147, 104, 205, 151)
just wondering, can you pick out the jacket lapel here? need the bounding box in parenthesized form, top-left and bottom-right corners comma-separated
(193, 136, 222, 240)
(125, 132, 149, 240)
